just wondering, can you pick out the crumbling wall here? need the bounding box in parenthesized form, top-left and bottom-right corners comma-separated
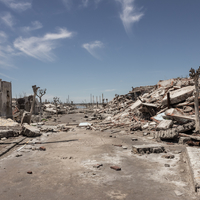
(0, 79, 12, 118)
(16, 95, 39, 114)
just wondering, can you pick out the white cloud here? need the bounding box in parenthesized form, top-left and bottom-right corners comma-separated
(14, 28, 75, 62)
(0, 0, 31, 12)
(116, 0, 144, 34)
(21, 21, 43, 32)
(0, 12, 14, 28)
(82, 40, 104, 59)
(105, 89, 116, 92)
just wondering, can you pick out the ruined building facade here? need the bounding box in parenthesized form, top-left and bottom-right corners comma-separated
(0, 79, 12, 118)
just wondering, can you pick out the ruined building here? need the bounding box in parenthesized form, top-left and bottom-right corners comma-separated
(16, 95, 39, 114)
(0, 79, 12, 118)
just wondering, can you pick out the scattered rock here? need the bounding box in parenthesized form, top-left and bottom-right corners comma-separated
(110, 166, 121, 171)
(161, 154, 175, 159)
(174, 190, 183, 196)
(131, 138, 138, 141)
(93, 164, 103, 168)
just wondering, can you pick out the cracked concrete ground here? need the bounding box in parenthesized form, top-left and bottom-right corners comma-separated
(0, 113, 198, 200)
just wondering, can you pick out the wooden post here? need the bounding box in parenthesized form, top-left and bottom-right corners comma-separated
(189, 67, 200, 132)
(167, 92, 171, 109)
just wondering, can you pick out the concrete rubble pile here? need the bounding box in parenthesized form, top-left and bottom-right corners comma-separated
(0, 117, 71, 139)
(92, 77, 200, 144)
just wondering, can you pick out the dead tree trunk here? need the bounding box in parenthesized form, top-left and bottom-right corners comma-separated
(36, 89, 46, 121)
(29, 85, 40, 124)
(53, 97, 59, 117)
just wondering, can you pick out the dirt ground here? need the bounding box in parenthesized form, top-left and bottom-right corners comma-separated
(0, 113, 198, 200)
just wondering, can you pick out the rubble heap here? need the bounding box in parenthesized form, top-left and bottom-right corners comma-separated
(93, 77, 199, 143)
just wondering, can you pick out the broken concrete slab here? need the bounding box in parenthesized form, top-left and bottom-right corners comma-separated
(162, 86, 194, 106)
(130, 99, 142, 110)
(154, 128, 178, 140)
(21, 124, 41, 137)
(179, 133, 200, 141)
(0, 130, 17, 139)
(132, 144, 165, 154)
(156, 120, 173, 130)
(165, 108, 194, 123)
(157, 79, 175, 88)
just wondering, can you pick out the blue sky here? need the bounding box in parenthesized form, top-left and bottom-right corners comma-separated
(0, 0, 200, 103)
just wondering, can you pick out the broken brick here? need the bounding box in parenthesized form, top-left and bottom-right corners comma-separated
(39, 146, 46, 151)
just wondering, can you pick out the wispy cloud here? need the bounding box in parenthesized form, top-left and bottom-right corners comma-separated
(81, 0, 89, 7)
(61, 0, 72, 9)
(0, 72, 16, 80)
(82, 40, 104, 59)
(21, 21, 43, 32)
(105, 89, 116, 92)
(0, 12, 15, 28)
(0, 31, 7, 43)
(116, 0, 144, 34)
(0, 0, 31, 12)
(0, 44, 17, 69)
(14, 28, 75, 62)
(94, 0, 102, 8)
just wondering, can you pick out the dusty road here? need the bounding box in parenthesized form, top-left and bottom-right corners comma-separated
(0, 113, 197, 200)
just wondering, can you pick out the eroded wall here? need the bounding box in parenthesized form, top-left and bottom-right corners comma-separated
(0, 80, 12, 118)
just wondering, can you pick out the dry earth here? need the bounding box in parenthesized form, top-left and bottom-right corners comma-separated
(0, 113, 198, 200)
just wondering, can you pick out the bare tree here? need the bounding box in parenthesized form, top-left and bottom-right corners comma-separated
(36, 89, 47, 120)
(189, 67, 200, 132)
(53, 97, 60, 117)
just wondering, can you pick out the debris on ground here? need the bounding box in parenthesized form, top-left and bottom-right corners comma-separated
(110, 166, 121, 171)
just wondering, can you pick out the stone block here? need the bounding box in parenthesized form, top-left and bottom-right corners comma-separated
(156, 120, 173, 130)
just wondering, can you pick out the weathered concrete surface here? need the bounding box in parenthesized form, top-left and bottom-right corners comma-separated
(132, 144, 165, 154)
(156, 120, 173, 130)
(0, 123, 195, 200)
(0, 136, 25, 157)
(186, 147, 200, 194)
(162, 86, 194, 106)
